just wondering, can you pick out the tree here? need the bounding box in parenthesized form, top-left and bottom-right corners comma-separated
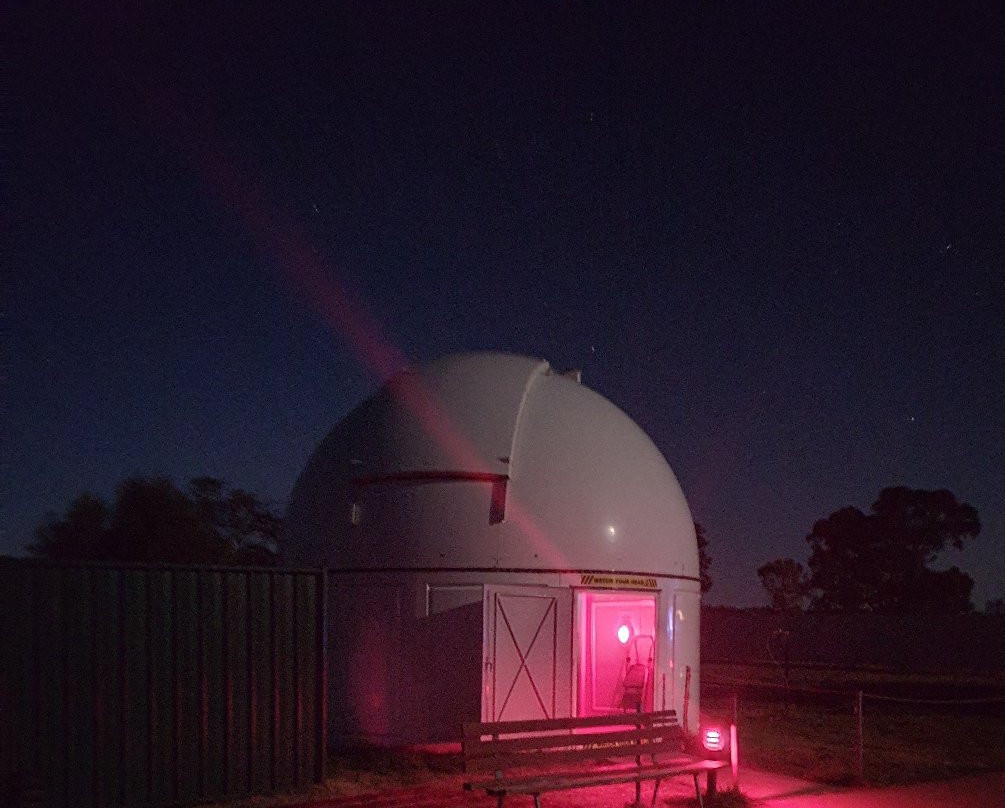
(105, 476, 221, 563)
(30, 476, 281, 565)
(28, 493, 113, 561)
(757, 558, 809, 611)
(188, 477, 281, 564)
(803, 487, 979, 613)
(695, 522, 712, 594)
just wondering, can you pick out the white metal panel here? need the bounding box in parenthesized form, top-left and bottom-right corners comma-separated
(284, 352, 697, 577)
(421, 583, 483, 740)
(484, 585, 572, 722)
(427, 584, 482, 614)
(501, 372, 696, 572)
(672, 590, 702, 733)
(328, 584, 402, 743)
(303, 352, 545, 481)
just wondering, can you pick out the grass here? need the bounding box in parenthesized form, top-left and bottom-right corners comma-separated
(195, 752, 752, 808)
(195, 748, 462, 808)
(856, 710, 1005, 784)
(700, 787, 750, 808)
(730, 702, 860, 785)
(202, 665, 1004, 807)
(664, 786, 750, 808)
(199, 756, 753, 808)
(703, 662, 1005, 785)
(321, 746, 453, 792)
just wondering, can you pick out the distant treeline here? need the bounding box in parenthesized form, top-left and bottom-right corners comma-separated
(701, 606, 1005, 672)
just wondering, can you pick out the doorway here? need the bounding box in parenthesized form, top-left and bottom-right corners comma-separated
(576, 590, 657, 715)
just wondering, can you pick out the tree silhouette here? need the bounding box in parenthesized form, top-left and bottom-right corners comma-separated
(30, 476, 280, 565)
(757, 558, 809, 611)
(695, 521, 712, 594)
(802, 487, 979, 613)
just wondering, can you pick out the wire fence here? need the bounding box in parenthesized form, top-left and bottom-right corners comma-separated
(861, 692, 1005, 705)
(707, 676, 1005, 703)
(703, 675, 1005, 784)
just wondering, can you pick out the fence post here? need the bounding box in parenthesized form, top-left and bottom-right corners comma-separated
(855, 690, 864, 783)
(731, 691, 739, 784)
(316, 567, 328, 784)
(682, 666, 691, 733)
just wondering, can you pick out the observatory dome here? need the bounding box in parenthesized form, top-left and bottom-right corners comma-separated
(284, 352, 697, 577)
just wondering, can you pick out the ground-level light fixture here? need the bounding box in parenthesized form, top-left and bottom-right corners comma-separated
(702, 726, 726, 752)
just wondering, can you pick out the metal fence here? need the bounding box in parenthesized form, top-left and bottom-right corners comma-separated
(703, 676, 1005, 785)
(0, 559, 327, 808)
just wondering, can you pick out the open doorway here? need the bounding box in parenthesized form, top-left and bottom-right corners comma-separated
(575, 590, 657, 715)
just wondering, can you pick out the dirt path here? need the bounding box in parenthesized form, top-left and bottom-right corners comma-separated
(725, 767, 1005, 808)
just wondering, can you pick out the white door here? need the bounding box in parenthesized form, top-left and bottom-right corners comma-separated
(483, 585, 572, 722)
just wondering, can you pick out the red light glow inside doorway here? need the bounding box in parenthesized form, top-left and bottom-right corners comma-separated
(576, 591, 656, 715)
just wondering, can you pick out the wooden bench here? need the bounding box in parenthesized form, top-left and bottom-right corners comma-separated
(462, 710, 727, 808)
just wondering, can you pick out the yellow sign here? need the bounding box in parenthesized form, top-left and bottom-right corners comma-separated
(579, 573, 658, 590)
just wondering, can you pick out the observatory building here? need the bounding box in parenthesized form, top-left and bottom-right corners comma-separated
(283, 352, 703, 745)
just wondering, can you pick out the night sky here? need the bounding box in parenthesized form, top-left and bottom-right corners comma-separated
(6, 2, 1003, 607)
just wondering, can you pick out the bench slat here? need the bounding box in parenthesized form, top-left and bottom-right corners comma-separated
(464, 756, 718, 791)
(463, 724, 685, 760)
(483, 759, 728, 796)
(464, 709, 678, 738)
(465, 738, 687, 772)
(461, 710, 721, 806)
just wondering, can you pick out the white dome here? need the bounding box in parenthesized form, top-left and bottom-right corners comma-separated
(284, 352, 698, 577)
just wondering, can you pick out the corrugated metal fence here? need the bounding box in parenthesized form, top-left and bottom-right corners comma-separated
(0, 560, 327, 808)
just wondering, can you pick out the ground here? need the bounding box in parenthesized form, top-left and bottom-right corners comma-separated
(224, 766, 1005, 808)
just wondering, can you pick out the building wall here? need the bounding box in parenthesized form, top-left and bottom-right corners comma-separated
(324, 569, 702, 745)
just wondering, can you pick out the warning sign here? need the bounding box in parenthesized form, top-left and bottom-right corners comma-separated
(579, 574, 658, 590)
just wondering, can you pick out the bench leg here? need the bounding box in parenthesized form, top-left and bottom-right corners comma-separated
(533, 795, 541, 808)
(650, 778, 662, 807)
(707, 769, 718, 798)
(693, 773, 704, 808)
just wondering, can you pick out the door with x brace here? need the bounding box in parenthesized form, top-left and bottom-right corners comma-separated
(483, 585, 572, 722)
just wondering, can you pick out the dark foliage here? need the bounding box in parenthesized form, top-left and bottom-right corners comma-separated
(756, 558, 809, 611)
(804, 487, 979, 613)
(695, 521, 712, 594)
(29, 476, 281, 565)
